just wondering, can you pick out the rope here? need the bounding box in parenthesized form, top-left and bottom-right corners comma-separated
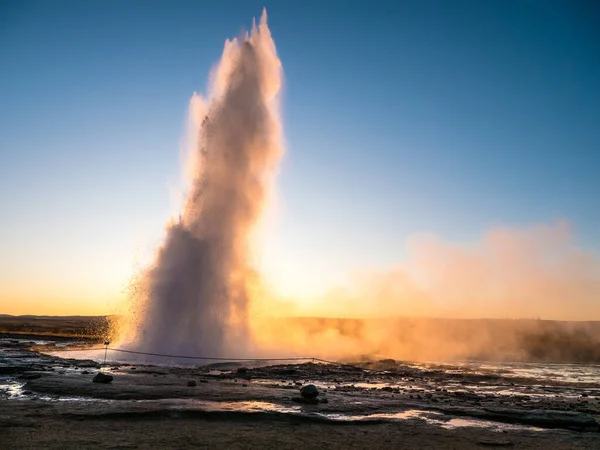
(46, 346, 371, 371)
(108, 347, 314, 362)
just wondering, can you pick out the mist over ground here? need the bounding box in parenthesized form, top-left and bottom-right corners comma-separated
(3, 315, 600, 365)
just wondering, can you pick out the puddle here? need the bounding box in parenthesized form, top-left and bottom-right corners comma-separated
(325, 409, 443, 423)
(161, 399, 301, 415)
(414, 360, 600, 386)
(442, 417, 543, 432)
(0, 376, 27, 399)
(325, 408, 543, 432)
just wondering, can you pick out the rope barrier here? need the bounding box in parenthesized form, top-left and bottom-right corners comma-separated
(108, 347, 314, 362)
(45, 345, 371, 372)
(49, 346, 312, 361)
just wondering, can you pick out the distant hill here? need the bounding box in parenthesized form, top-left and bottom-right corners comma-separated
(0, 314, 112, 340)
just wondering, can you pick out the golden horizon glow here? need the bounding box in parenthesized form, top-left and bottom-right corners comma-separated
(3, 220, 600, 321)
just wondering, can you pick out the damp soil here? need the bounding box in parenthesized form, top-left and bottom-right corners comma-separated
(2, 336, 600, 449)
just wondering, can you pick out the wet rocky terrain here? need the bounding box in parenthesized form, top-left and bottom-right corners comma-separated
(2, 335, 600, 448)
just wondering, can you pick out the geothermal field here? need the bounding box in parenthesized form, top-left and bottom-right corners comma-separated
(3, 314, 600, 449)
(2, 8, 600, 450)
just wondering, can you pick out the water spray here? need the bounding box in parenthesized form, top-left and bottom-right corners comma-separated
(122, 10, 283, 360)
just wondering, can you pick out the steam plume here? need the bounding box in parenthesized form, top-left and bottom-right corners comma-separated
(310, 220, 600, 321)
(122, 11, 283, 357)
(251, 221, 600, 362)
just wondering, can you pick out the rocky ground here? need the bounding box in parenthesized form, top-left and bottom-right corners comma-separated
(2, 336, 600, 449)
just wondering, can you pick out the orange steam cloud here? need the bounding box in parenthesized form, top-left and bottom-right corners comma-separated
(250, 221, 600, 362)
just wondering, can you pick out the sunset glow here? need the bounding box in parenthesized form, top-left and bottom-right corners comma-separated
(1, 3, 599, 326)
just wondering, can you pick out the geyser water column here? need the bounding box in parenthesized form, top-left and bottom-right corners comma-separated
(123, 11, 283, 358)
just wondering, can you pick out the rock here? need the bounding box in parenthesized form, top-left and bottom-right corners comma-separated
(93, 372, 113, 383)
(292, 396, 320, 405)
(19, 373, 42, 380)
(300, 384, 319, 399)
(187, 380, 197, 387)
(236, 367, 248, 374)
(319, 398, 329, 404)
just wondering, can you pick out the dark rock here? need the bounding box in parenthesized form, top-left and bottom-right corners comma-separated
(319, 398, 329, 404)
(187, 380, 197, 387)
(93, 372, 113, 383)
(300, 384, 319, 398)
(236, 367, 248, 374)
(19, 373, 42, 380)
(82, 370, 90, 375)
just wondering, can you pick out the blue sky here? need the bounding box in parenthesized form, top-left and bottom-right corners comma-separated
(1, 1, 599, 313)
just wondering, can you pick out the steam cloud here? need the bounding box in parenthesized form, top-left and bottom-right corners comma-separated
(251, 221, 600, 362)
(312, 220, 600, 321)
(122, 11, 283, 357)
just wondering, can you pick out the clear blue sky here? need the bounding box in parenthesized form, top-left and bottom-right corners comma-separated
(1, 0, 599, 313)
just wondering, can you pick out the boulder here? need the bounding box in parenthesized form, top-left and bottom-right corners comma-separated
(93, 372, 113, 383)
(187, 380, 197, 387)
(300, 384, 319, 398)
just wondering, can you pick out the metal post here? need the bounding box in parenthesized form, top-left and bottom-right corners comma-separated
(103, 341, 110, 366)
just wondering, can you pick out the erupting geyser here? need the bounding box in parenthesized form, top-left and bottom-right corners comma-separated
(122, 11, 283, 358)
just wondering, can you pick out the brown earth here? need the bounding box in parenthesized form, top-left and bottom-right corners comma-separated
(2, 399, 598, 450)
